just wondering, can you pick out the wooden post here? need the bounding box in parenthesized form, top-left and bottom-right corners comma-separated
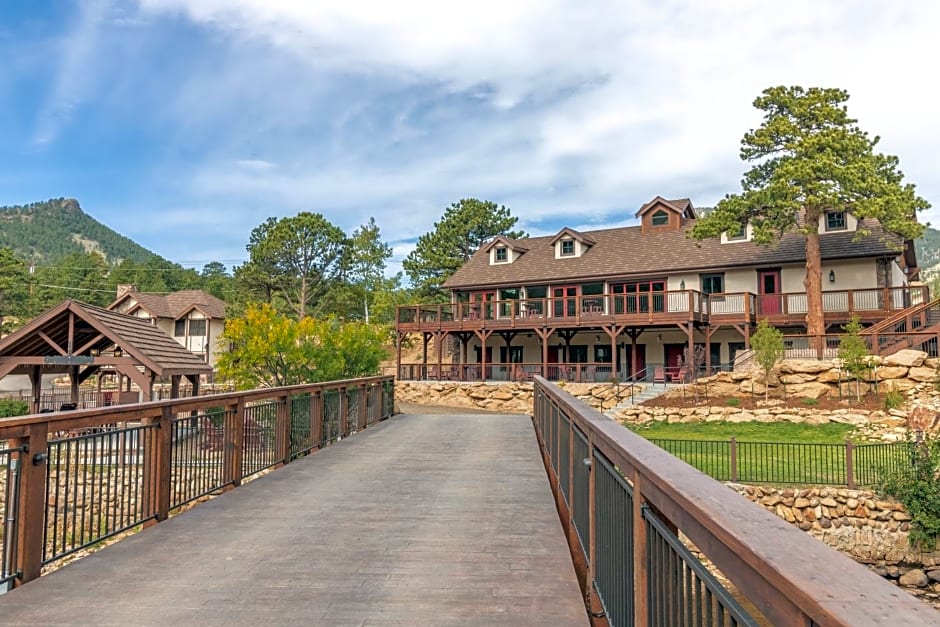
(312, 391, 324, 449)
(11, 423, 48, 586)
(339, 387, 349, 437)
(226, 399, 245, 487)
(154, 406, 173, 522)
(276, 393, 291, 465)
(632, 470, 648, 627)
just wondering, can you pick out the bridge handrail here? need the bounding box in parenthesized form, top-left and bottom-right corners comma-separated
(533, 376, 935, 626)
(0, 375, 395, 588)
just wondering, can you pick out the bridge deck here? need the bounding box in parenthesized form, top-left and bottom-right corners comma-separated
(1, 413, 587, 626)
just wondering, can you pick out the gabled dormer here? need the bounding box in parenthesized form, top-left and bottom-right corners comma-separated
(636, 196, 697, 233)
(549, 228, 595, 260)
(481, 236, 529, 265)
(818, 210, 858, 234)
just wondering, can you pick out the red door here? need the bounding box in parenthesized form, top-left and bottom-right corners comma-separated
(665, 344, 685, 379)
(621, 344, 646, 379)
(758, 270, 781, 315)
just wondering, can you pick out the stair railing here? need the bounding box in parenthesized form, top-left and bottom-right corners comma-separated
(862, 296, 940, 337)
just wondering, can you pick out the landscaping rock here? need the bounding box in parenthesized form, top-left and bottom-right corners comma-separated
(899, 569, 929, 587)
(883, 350, 927, 368)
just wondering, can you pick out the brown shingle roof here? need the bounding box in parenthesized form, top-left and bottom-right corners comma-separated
(442, 219, 904, 290)
(110, 290, 227, 320)
(0, 300, 212, 376)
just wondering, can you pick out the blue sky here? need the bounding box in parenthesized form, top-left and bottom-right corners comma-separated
(1, 1, 938, 276)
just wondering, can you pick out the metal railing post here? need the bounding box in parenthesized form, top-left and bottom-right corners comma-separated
(632, 470, 648, 626)
(845, 439, 856, 489)
(730, 436, 738, 482)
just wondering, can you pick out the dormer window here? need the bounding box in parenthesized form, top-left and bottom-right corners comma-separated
(560, 239, 575, 256)
(494, 246, 508, 263)
(651, 210, 669, 227)
(825, 211, 846, 232)
(728, 224, 746, 240)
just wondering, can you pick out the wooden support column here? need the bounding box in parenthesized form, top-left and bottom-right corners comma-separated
(625, 329, 642, 380)
(170, 374, 181, 399)
(421, 332, 431, 380)
(29, 365, 41, 414)
(473, 329, 493, 382)
(535, 328, 553, 378)
(705, 325, 717, 376)
(451, 332, 473, 380)
(603, 324, 628, 381)
(69, 364, 80, 405)
(434, 330, 445, 380)
(497, 331, 519, 378)
(396, 332, 405, 379)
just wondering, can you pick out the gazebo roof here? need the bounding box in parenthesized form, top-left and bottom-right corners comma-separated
(0, 299, 213, 380)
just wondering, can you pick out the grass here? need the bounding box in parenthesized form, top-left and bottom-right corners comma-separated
(627, 421, 908, 486)
(628, 420, 854, 443)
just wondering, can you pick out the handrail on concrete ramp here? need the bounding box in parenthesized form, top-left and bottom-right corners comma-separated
(532, 376, 938, 627)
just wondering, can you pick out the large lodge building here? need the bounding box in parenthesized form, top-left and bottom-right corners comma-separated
(396, 196, 925, 383)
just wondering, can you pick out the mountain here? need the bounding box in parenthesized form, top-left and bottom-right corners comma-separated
(915, 226, 940, 274)
(0, 198, 160, 264)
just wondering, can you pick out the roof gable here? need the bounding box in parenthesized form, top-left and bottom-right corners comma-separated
(548, 227, 596, 246)
(481, 236, 529, 254)
(635, 196, 696, 219)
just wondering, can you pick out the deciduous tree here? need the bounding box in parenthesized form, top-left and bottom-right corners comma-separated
(691, 86, 929, 342)
(751, 319, 785, 402)
(403, 199, 525, 299)
(217, 304, 388, 389)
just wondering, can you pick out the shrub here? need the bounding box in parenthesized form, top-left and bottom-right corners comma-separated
(883, 388, 905, 411)
(725, 398, 741, 407)
(0, 398, 28, 418)
(802, 397, 819, 406)
(879, 432, 940, 549)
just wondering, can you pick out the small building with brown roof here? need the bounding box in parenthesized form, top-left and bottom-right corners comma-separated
(396, 196, 925, 383)
(0, 299, 213, 411)
(109, 286, 227, 367)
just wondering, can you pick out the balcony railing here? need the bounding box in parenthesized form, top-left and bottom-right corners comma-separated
(398, 285, 929, 331)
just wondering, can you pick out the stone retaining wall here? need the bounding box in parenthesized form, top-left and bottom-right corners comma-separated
(395, 380, 639, 415)
(732, 484, 940, 602)
(700, 349, 938, 399)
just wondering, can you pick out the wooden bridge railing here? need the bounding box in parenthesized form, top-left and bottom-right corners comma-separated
(532, 377, 934, 626)
(0, 376, 394, 589)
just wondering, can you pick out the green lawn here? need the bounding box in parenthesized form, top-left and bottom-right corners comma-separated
(627, 421, 907, 486)
(628, 420, 854, 443)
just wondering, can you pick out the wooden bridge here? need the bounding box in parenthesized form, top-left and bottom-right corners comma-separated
(0, 376, 936, 625)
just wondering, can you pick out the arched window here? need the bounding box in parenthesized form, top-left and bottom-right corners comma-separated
(651, 210, 669, 226)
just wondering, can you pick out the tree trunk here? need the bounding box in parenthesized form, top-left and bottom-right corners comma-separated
(804, 218, 825, 352)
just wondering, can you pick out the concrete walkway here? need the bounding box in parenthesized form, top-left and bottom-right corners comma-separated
(1, 413, 587, 626)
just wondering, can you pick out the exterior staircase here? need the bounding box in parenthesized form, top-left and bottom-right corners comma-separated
(862, 297, 940, 356)
(604, 382, 679, 417)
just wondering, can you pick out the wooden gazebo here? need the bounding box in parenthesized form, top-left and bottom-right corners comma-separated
(0, 299, 213, 412)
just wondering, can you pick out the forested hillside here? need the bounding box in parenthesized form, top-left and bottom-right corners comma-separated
(0, 198, 158, 264)
(915, 226, 940, 273)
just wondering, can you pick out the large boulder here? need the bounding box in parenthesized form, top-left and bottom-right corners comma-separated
(908, 366, 938, 383)
(816, 368, 843, 383)
(866, 366, 908, 381)
(779, 359, 834, 374)
(786, 382, 832, 399)
(779, 373, 817, 384)
(883, 349, 927, 368)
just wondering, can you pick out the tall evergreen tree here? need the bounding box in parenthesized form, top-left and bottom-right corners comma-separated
(403, 198, 525, 299)
(691, 86, 928, 343)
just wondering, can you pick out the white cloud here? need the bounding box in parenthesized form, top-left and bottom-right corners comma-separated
(110, 0, 940, 264)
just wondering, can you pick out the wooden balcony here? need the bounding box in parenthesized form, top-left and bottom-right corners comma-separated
(396, 286, 930, 334)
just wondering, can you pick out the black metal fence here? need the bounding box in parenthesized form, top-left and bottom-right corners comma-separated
(648, 438, 910, 487)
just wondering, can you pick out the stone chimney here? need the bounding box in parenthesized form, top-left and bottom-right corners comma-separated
(117, 284, 137, 298)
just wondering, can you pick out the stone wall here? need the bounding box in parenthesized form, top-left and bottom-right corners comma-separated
(700, 349, 938, 399)
(395, 381, 639, 415)
(614, 403, 911, 441)
(732, 484, 940, 600)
